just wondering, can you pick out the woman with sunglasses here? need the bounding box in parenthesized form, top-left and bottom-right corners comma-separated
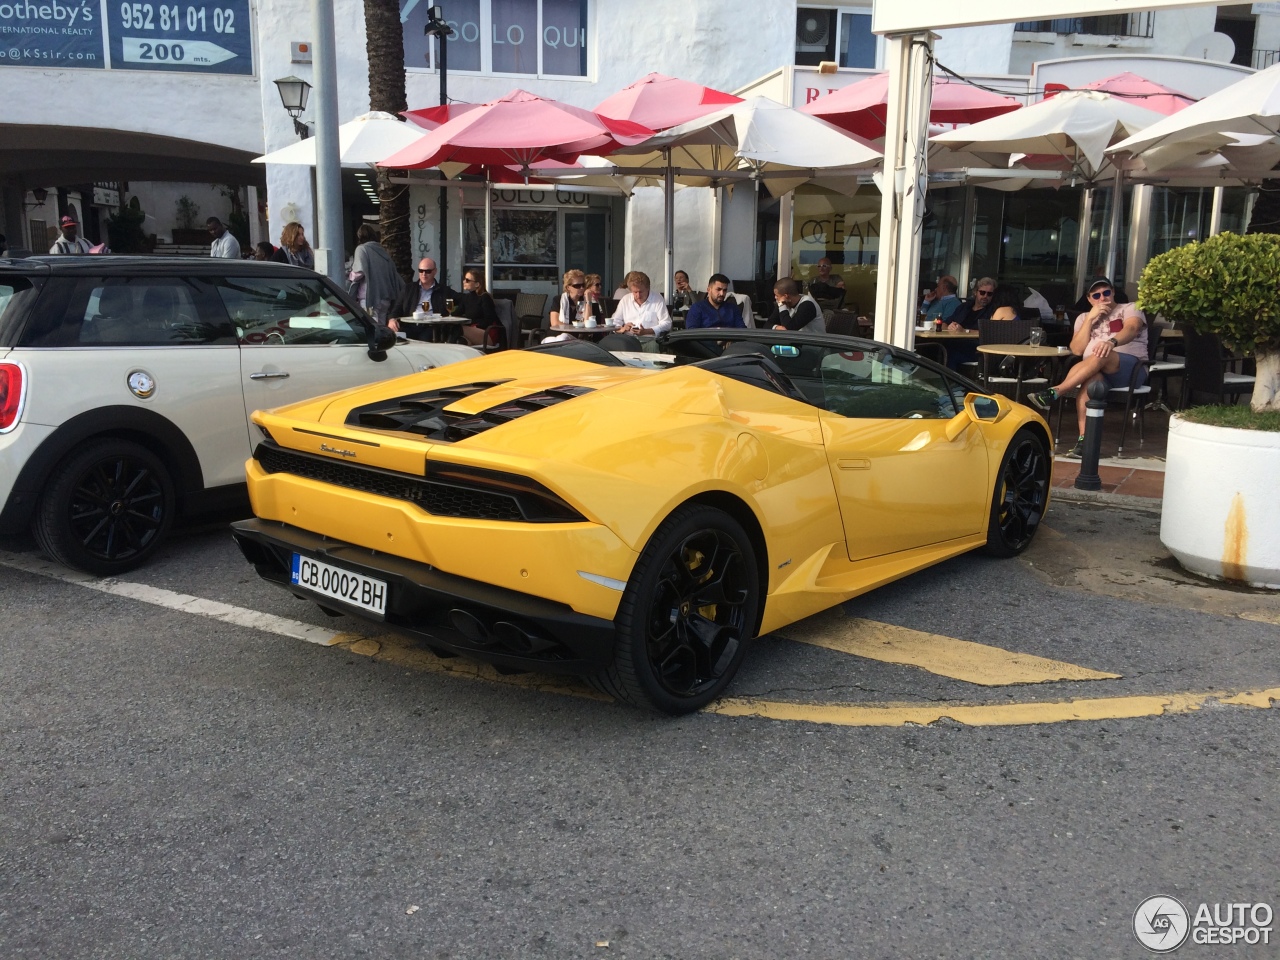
(457, 269, 502, 348)
(1028, 277, 1147, 457)
(551, 269, 600, 326)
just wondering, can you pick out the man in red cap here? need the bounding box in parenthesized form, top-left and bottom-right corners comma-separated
(49, 214, 92, 255)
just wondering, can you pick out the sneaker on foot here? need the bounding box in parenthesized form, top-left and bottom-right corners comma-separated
(1026, 388, 1055, 411)
(1064, 437, 1084, 459)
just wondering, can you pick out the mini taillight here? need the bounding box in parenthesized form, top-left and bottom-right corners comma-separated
(0, 361, 26, 433)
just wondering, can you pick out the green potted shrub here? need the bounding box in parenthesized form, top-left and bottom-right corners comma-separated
(1138, 231, 1280, 588)
(171, 195, 207, 245)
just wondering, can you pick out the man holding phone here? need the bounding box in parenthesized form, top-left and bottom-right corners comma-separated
(1027, 277, 1147, 457)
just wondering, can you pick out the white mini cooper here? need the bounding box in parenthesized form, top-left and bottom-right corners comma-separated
(0, 256, 476, 574)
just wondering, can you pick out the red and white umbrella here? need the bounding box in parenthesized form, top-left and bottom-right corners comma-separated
(1077, 72, 1196, 117)
(594, 72, 742, 131)
(802, 73, 1021, 140)
(380, 89, 652, 171)
(400, 103, 483, 130)
(379, 90, 652, 286)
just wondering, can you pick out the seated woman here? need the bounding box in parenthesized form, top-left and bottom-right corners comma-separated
(457, 269, 501, 348)
(551, 269, 595, 326)
(584, 273, 606, 318)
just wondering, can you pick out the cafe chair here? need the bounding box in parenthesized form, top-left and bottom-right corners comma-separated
(1180, 328, 1255, 407)
(730, 293, 756, 328)
(515, 292, 549, 347)
(815, 295, 845, 314)
(826, 311, 858, 337)
(491, 298, 517, 353)
(915, 341, 948, 368)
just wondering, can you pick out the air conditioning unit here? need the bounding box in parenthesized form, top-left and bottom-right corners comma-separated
(796, 9, 832, 53)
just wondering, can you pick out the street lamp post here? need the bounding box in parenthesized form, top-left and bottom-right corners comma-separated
(273, 75, 313, 140)
(425, 6, 453, 286)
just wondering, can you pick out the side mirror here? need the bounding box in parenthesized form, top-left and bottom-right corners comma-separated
(945, 393, 1008, 441)
(367, 323, 397, 361)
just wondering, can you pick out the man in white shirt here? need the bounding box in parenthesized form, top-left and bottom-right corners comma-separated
(49, 215, 92, 255)
(207, 217, 242, 259)
(612, 271, 672, 336)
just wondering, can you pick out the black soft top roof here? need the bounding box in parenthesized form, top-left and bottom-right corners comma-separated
(0, 256, 325, 280)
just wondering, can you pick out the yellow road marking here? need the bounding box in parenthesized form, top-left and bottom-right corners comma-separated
(784, 612, 1120, 686)
(710, 687, 1280, 727)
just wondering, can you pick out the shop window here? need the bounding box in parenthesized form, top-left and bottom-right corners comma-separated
(464, 208, 559, 282)
(404, 0, 589, 77)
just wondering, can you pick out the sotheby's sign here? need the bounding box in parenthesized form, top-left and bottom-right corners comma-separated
(0, 0, 104, 69)
(0, 0, 253, 73)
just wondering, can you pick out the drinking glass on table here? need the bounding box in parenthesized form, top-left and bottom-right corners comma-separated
(445, 297, 456, 315)
(1029, 328, 1043, 347)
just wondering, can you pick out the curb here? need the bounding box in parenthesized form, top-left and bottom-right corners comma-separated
(1050, 488, 1163, 513)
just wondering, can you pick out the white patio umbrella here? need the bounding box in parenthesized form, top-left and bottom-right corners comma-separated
(931, 90, 1168, 284)
(604, 96, 880, 298)
(1110, 62, 1280, 159)
(254, 111, 426, 167)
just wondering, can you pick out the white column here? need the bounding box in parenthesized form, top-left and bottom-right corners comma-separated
(874, 31, 934, 348)
(1208, 185, 1225, 236)
(777, 191, 793, 280)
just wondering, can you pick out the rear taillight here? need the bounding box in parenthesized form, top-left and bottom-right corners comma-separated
(0, 361, 26, 433)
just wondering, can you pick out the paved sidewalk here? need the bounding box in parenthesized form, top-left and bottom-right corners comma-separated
(1052, 455, 1165, 504)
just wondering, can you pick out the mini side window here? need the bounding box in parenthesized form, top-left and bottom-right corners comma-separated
(219, 277, 368, 346)
(20, 276, 234, 347)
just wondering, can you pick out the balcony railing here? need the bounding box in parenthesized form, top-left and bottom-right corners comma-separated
(1254, 48, 1280, 70)
(1014, 13, 1155, 38)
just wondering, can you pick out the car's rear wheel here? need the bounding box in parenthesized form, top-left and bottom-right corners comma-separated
(984, 428, 1049, 557)
(33, 439, 175, 575)
(594, 504, 759, 715)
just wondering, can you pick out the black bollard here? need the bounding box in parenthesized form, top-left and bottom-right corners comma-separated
(1073, 380, 1109, 491)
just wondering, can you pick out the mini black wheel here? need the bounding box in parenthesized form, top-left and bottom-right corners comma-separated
(596, 504, 760, 715)
(33, 439, 175, 575)
(984, 428, 1049, 557)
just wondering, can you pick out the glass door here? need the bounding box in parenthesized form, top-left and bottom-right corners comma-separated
(563, 210, 609, 282)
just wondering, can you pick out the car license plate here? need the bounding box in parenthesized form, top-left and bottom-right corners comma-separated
(291, 554, 387, 618)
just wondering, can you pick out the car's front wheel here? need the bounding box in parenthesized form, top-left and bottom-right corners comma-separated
(33, 439, 175, 575)
(595, 504, 760, 715)
(984, 428, 1049, 557)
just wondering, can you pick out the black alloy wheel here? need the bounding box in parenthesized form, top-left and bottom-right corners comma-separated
(595, 504, 759, 715)
(985, 428, 1049, 557)
(33, 439, 175, 575)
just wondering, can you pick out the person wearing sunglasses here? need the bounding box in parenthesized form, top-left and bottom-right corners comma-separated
(551, 269, 600, 326)
(1028, 277, 1148, 457)
(392, 257, 459, 335)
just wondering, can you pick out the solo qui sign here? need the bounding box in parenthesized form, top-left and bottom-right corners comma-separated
(0, 0, 253, 74)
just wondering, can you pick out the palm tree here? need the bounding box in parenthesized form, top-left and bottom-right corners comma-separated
(363, 0, 411, 278)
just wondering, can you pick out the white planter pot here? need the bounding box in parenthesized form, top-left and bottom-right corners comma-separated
(1161, 415, 1280, 589)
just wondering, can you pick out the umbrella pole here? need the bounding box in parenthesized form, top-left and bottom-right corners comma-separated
(484, 179, 493, 291)
(1105, 167, 1122, 283)
(1075, 186, 1094, 303)
(664, 148, 674, 306)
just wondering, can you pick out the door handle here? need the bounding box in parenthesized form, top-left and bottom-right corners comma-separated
(249, 371, 291, 380)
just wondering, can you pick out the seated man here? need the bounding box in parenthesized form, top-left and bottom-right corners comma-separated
(684, 273, 745, 329)
(1027, 278, 1148, 457)
(921, 275, 961, 323)
(807, 257, 846, 303)
(767, 277, 824, 333)
(671, 270, 700, 311)
(947, 277, 996, 331)
(612, 270, 672, 336)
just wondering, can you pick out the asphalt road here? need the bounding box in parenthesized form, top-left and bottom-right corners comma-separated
(1, 500, 1276, 959)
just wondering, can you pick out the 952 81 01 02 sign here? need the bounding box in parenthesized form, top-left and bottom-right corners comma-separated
(107, 0, 252, 74)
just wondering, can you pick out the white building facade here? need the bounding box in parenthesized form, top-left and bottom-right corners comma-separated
(0, 0, 1272, 303)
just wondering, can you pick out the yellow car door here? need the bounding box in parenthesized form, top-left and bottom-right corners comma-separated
(816, 346, 990, 562)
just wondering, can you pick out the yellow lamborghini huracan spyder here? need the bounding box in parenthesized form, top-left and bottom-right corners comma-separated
(232, 329, 1053, 714)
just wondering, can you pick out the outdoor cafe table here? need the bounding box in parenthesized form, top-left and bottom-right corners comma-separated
(915, 329, 979, 340)
(547, 322, 622, 339)
(976, 343, 1067, 401)
(395, 315, 468, 343)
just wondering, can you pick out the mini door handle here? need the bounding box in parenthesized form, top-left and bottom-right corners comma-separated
(249, 371, 291, 380)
